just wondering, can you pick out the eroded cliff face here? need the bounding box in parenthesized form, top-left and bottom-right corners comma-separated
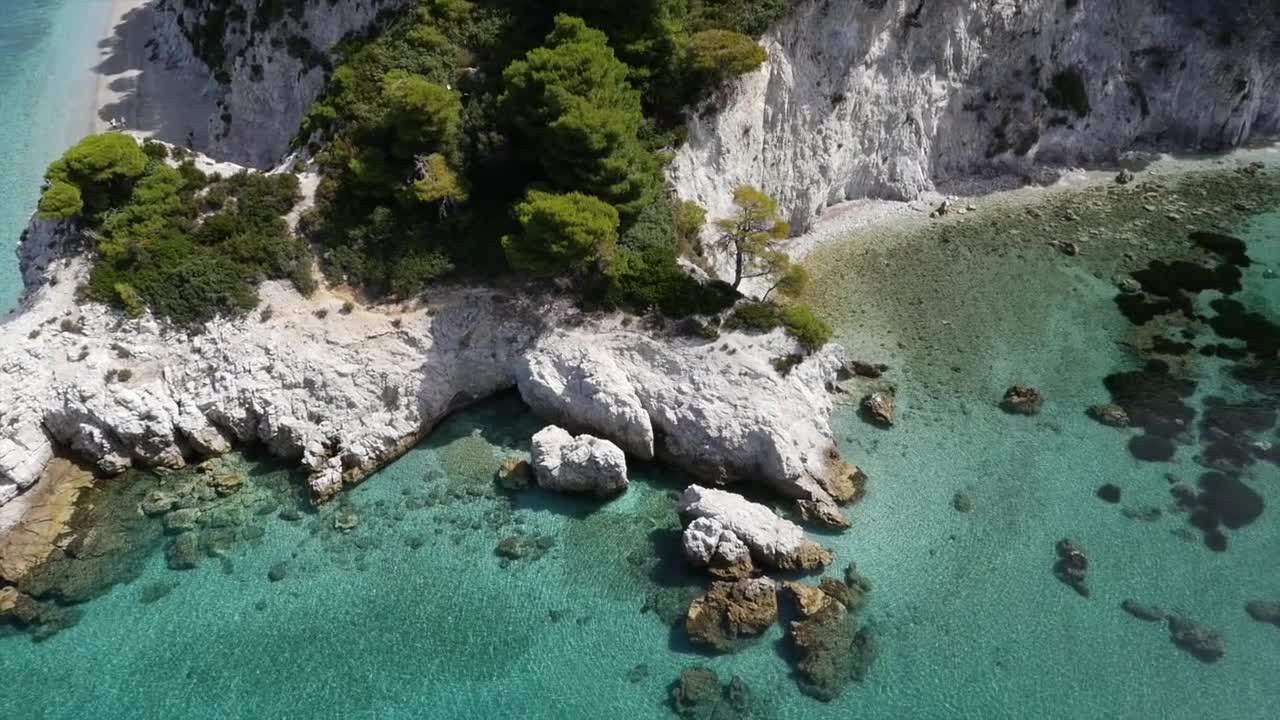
(671, 0, 1280, 230)
(152, 0, 409, 167)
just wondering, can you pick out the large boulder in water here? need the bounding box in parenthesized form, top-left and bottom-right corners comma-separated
(681, 516, 754, 580)
(1000, 385, 1043, 415)
(678, 485, 831, 571)
(1167, 615, 1224, 663)
(1245, 600, 1280, 628)
(685, 577, 778, 652)
(530, 426, 628, 498)
(669, 667, 760, 720)
(782, 576, 876, 701)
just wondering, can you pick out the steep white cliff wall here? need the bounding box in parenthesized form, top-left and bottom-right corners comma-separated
(671, 0, 1280, 230)
(152, 0, 409, 168)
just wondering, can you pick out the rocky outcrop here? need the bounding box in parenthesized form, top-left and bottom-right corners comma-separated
(0, 206, 851, 518)
(1000, 385, 1043, 415)
(669, 667, 761, 720)
(530, 426, 628, 498)
(782, 568, 876, 701)
(153, 0, 410, 167)
(671, 0, 1280, 231)
(678, 485, 832, 570)
(685, 577, 778, 652)
(681, 516, 754, 580)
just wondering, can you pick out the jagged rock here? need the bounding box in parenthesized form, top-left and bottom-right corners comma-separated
(1167, 615, 1224, 663)
(685, 577, 778, 652)
(207, 471, 243, 496)
(860, 390, 895, 427)
(681, 517, 754, 580)
(494, 457, 532, 491)
(1053, 539, 1089, 597)
(1115, 276, 1142, 294)
(530, 426, 628, 498)
(1121, 599, 1166, 622)
(0, 459, 93, 584)
(679, 485, 832, 571)
(1088, 404, 1130, 427)
(1096, 484, 1122, 503)
(846, 360, 886, 379)
(1244, 601, 1280, 628)
(1116, 169, 1137, 185)
(1000, 386, 1043, 415)
(783, 576, 875, 701)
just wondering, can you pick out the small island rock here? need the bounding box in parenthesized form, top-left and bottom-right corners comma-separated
(1001, 386, 1043, 415)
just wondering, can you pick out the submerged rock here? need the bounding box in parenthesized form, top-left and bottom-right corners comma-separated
(1053, 539, 1089, 597)
(1096, 484, 1122, 504)
(530, 426, 628, 498)
(681, 516, 754, 580)
(166, 532, 202, 571)
(678, 486, 831, 571)
(1167, 615, 1224, 663)
(267, 561, 288, 583)
(846, 360, 887, 379)
(860, 390, 896, 428)
(783, 574, 875, 701)
(685, 578, 778, 653)
(1121, 599, 1166, 622)
(669, 667, 760, 720)
(1000, 386, 1043, 415)
(951, 492, 973, 513)
(1244, 601, 1280, 628)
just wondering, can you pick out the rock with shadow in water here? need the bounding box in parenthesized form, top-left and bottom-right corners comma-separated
(1167, 615, 1224, 663)
(1244, 601, 1280, 628)
(682, 516, 754, 580)
(859, 389, 896, 428)
(531, 425, 629, 498)
(1096, 484, 1122, 503)
(1053, 539, 1089, 597)
(669, 667, 766, 720)
(782, 567, 876, 701)
(999, 385, 1043, 415)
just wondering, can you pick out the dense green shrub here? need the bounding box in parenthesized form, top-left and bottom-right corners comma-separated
(596, 246, 737, 317)
(685, 29, 766, 88)
(725, 300, 781, 332)
(780, 304, 832, 351)
(503, 190, 619, 275)
(41, 134, 307, 326)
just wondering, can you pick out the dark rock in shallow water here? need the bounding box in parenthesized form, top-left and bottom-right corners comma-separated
(1053, 539, 1089, 598)
(163, 508, 200, 533)
(1096, 484, 1122, 503)
(669, 667, 760, 720)
(1103, 360, 1196, 439)
(951, 492, 973, 513)
(1208, 298, 1280, 359)
(267, 562, 288, 583)
(1197, 472, 1264, 530)
(625, 663, 649, 683)
(1189, 230, 1250, 267)
(1129, 434, 1176, 462)
(685, 578, 778, 653)
(1120, 505, 1162, 522)
(860, 390, 895, 428)
(495, 457, 532, 491)
(1244, 601, 1280, 628)
(848, 360, 887, 379)
(166, 532, 202, 571)
(1167, 615, 1224, 663)
(278, 507, 303, 522)
(1121, 599, 1166, 622)
(782, 568, 875, 702)
(1000, 385, 1043, 415)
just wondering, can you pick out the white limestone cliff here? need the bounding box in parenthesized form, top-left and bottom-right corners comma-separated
(530, 426, 629, 497)
(152, 0, 410, 168)
(671, 0, 1280, 231)
(0, 197, 851, 522)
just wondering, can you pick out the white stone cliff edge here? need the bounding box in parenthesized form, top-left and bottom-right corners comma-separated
(0, 166, 853, 525)
(671, 0, 1280, 230)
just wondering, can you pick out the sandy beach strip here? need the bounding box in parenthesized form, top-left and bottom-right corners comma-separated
(89, 0, 214, 147)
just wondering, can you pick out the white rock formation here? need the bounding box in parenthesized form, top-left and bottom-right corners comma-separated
(153, 0, 411, 167)
(529, 426, 628, 497)
(0, 210, 850, 517)
(678, 485, 832, 570)
(671, 0, 1280, 231)
(681, 516, 751, 570)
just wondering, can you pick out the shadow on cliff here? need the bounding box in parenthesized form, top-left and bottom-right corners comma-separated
(93, 4, 213, 150)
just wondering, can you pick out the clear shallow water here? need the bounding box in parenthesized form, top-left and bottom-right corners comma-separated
(0, 0, 106, 311)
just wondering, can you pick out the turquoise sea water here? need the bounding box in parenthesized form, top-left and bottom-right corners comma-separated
(2, 6, 1279, 718)
(0, 0, 107, 311)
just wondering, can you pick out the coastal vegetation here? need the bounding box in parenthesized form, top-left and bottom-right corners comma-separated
(38, 134, 308, 326)
(36, 0, 829, 348)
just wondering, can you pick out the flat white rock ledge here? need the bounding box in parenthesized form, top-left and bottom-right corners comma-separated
(531, 426, 629, 498)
